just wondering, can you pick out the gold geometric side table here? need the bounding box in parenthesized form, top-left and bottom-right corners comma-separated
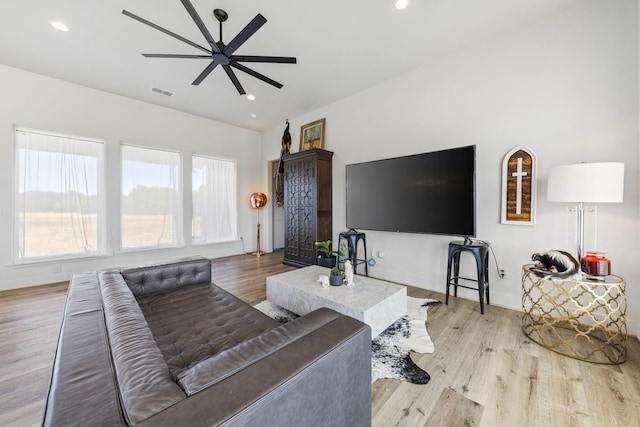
(521, 264, 627, 364)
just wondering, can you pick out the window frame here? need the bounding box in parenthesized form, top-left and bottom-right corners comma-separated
(119, 142, 184, 253)
(12, 126, 108, 264)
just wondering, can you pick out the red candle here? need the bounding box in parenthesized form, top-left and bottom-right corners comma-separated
(581, 251, 611, 276)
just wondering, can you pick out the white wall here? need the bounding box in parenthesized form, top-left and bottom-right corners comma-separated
(0, 64, 263, 290)
(262, 0, 640, 335)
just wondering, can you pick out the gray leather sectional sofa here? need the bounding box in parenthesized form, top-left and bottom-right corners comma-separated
(43, 256, 372, 426)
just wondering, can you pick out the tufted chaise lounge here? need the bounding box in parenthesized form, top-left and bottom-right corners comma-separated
(43, 256, 372, 426)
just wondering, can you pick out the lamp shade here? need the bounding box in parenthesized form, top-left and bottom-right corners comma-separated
(250, 192, 268, 209)
(547, 162, 624, 203)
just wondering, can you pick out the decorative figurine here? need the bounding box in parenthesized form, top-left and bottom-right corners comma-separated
(344, 261, 354, 286)
(530, 250, 582, 281)
(317, 274, 330, 288)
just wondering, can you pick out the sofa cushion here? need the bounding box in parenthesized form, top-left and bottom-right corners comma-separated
(135, 313, 372, 427)
(137, 282, 280, 378)
(99, 271, 185, 425)
(176, 308, 343, 395)
(121, 256, 212, 297)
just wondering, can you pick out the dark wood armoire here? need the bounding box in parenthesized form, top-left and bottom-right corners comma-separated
(282, 148, 333, 268)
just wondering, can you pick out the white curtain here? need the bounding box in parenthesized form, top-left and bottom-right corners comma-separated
(192, 155, 238, 244)
(121, 144, 183, 250)
(14, 127, 107, 262)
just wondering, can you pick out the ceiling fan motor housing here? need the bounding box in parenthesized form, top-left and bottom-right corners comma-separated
(214, 9, 228, 22)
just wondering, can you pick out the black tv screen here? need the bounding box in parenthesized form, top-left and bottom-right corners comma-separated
(346, 145, 476, 237)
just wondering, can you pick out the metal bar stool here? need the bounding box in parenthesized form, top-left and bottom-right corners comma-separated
(338, 229, 368, 276)
(445, 240, 490, 314)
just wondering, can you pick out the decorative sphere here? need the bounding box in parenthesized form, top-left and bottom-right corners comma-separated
(250, 192, 268, 208)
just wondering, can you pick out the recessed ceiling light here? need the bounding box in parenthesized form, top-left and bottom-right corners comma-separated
(51, 21, 69, 32)
(247, 94, 256, 101)
(394, 0, 409, 10)
(250, 113, 257, 119)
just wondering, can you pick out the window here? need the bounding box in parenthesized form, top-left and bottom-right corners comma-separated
(121, 144, 183, 250)
(192, 155, 238, 244)
(14, 127, 106, 262)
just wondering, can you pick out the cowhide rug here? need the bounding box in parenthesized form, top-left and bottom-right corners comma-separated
(254, 297, 440, 385)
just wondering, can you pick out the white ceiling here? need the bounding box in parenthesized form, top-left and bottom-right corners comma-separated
(0, 0, 579, 132)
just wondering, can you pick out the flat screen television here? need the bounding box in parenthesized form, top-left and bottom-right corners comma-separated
(346, 145, 476, 237)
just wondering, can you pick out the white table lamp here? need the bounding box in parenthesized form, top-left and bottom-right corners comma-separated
(547, 162, 624, 261)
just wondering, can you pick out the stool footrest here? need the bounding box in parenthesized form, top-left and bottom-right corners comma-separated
(339, 259, 367, 265)
(449, 277, 482, 284)
(448, 282, 483, 292)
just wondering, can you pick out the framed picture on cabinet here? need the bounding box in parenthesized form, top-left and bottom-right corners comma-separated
(299, 118, 325, 151)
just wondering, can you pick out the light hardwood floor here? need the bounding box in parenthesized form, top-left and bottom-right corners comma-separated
(1, 251, 638, 426)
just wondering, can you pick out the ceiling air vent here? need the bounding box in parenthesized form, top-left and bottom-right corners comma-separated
(151, 87, 173, 97)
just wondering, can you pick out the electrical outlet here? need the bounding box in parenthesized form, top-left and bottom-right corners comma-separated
(499, 269, 505, 278)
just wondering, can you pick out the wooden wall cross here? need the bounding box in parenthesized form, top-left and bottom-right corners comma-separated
(501, 146, 537, 225)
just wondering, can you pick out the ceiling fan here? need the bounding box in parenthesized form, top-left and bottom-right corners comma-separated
(122, 0, 297, 95)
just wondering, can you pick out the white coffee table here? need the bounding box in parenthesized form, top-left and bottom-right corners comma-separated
(266, 265, 407, 336)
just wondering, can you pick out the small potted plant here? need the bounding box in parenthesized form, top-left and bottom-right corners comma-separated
(329, 267, 343, 286)
(315, 240, 343, 269)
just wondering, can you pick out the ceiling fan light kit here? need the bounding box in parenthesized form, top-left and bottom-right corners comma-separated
(123, 0, 297, 95)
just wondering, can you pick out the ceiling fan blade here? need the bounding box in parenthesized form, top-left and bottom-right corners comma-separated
(230, 63, 283, 89)
(192, 61, 219, 85)
(122, 10, 211, 55)
(143, 54, 212, 59)
(180, 0, 221, 53)
(231, 55, 297, 64)
(223, 14, 267, 56)
(222, 65, 246, 95)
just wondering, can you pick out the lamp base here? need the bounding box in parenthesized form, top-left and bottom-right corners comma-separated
(252, 219, 263, 257)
